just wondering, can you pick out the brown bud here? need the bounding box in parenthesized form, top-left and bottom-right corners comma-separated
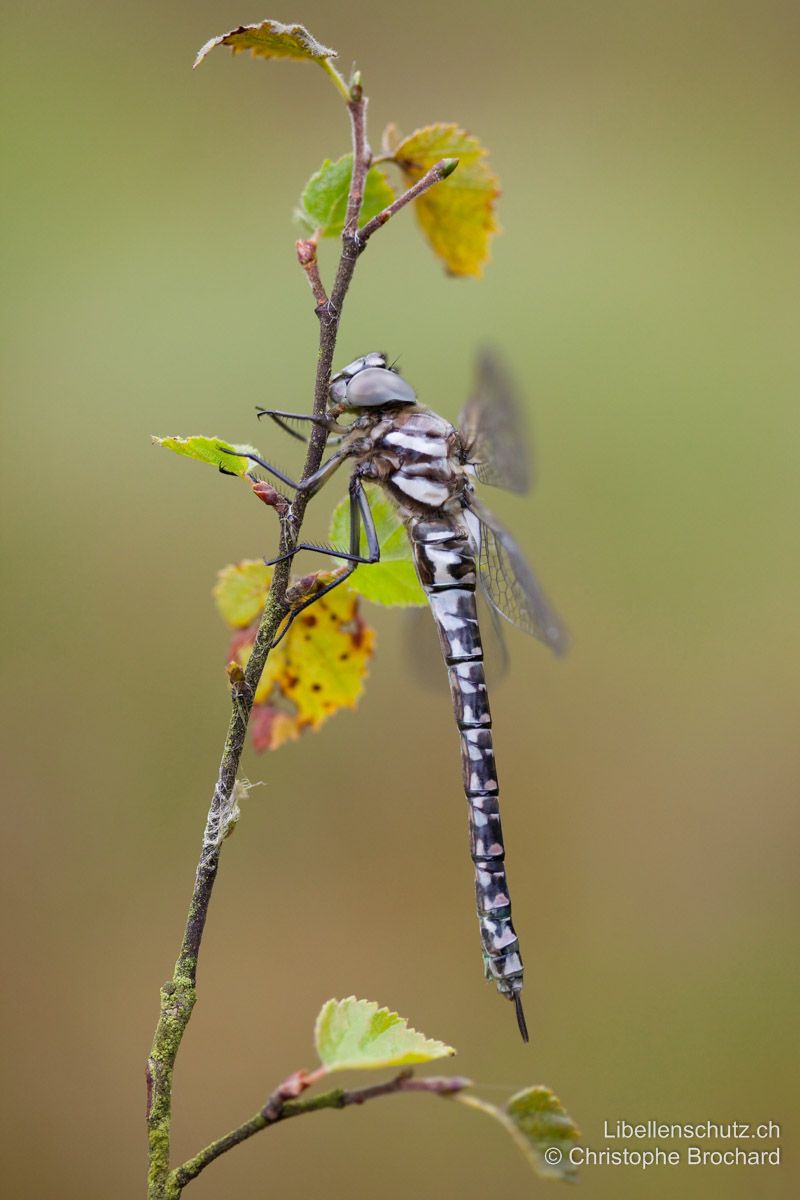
(252, 480, 290, 515)
(226, 661, 245, 687)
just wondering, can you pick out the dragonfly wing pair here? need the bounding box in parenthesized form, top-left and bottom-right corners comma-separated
(460, 352, 568, 655)
(459, 350, 532, 494)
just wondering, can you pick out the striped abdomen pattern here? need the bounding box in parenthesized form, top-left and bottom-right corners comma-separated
(409, 517, 524, 999)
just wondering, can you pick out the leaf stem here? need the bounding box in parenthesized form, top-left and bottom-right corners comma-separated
(169, 1071, 473, 1195)
(319, 57, 351, 102)
(341, 82, 372, 241)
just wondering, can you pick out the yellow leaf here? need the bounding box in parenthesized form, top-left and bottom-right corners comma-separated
(393, 123, 501, 278)
(214, 561, 272, 628)
(194, 20, 337, 70)
(215, 562, 376, 752)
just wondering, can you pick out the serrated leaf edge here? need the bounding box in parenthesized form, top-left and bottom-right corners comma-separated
(194, 20, 338, 70)
(314, 997, 456, 1070)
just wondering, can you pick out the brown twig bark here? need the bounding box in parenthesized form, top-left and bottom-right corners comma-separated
(146, 77, 457, 1200)
(296, 239, 328, 309)
(358, 157, 458, 242)
(168, 1071, 472, 1196)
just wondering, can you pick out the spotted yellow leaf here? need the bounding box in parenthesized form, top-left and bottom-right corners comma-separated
(215, 562, 375, 752)
(393, 123, 500, 278)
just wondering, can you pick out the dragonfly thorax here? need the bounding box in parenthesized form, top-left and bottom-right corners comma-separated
(328, 351, 417, 413)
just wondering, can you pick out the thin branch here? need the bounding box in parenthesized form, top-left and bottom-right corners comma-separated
(296, 239, 328, 309)
(358, 158, 459, 243)
(341, 79, 371, 241)
(169, 1071, 473, 1195)
(146, 80, 396, 1200)
(339, 1071, 471, 1105)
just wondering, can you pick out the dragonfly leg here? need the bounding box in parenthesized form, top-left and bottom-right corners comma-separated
(265, 540, 372, 567)
(225, 449, 301, 491)
(258, 413, 311, 444)
(257, 416, 344, 448)
(265, 465, 378, 567)
(256, 409, 348, 446)
(256, 407, 348, 433)
(270, 476, 379, 648)
(228, 443, 352, 496)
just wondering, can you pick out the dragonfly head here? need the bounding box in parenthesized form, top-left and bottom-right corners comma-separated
(328, 352, 417, 414)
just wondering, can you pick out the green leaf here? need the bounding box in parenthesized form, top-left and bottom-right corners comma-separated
(297, 156, 395, 238)
(328, 484, 426, 607)
(315, 998, 455, 1072)
(392, 124, 501, 278)
(194, 20, 337, 70)
(152, 435, 258, 478)
(458, 1087, 581, 1183)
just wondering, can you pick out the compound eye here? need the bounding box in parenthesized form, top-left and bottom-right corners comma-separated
(328, 375, 349, 406)
(346, 367, 416, 407)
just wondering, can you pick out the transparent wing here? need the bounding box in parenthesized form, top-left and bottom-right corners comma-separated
(401, 586, 510, 691)
(458, 350, 531, 494)
(477, 580, 511, 680)
(465, 494, 569, 655)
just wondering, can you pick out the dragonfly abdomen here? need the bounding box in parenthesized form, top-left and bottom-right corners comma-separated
(408, 517, 525, 1026)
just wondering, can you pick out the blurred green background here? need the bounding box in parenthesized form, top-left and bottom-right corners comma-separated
(2, 1, 798, 1196)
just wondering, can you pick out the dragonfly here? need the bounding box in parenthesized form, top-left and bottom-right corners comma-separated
(236, 351, 567, 1041)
